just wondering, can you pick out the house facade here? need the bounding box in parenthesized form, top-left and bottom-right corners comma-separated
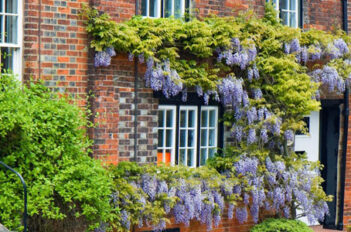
(10, 0, 351, 230)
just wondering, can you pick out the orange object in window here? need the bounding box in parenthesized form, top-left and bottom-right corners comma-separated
(157, 152, 171, 166)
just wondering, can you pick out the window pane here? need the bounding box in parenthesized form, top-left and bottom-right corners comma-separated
(141, 0, 147, 16)
(201, 129, 207, 146)
(5, 0, 17, 13)
(280, 0, 288, 10)
(166, 129, 172, 147)
(1, 47, 14, 73)
(188, 130, 194, 147)
(289, 0, 296, 10)
(164, 0, 172, 17)
(187, 149, 194, 166)
(158, 130, 164, 147)
(281, 11, 288, 26)
(201, 110, 208, 127)
(0, 0, 3, 12)
(289, 12, 296, 27)
(188, 110, 195, 127)
(180, 129, 186, 147)
(158, 110, 164, 127)
(200, 148, 207, 166)
(5, 15, 17, 43)
(179, 149, 186, 165)
(165, 149, 172, 164)
(180, 110, 186, 127)
(209, 129, 215, 146)
(209, 110, 216, 127)
(174, 0, 182, 18)
(166, 110, 173, 127)
(149, 0, 157, 17)
(209, 148, 216, 159)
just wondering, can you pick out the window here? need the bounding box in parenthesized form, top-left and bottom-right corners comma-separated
(199, 106, 218, 166)
(157, 106, 176, 165)
(270, 0, 299, 28)
(141, 0, 187, 18)
(0, 0, 22, 77)
(157, 104, 220, 167)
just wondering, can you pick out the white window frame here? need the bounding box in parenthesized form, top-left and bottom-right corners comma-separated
(271, 0, 299, 28)
(179, 105, 198, 167)
(0, 0, 22, 79)
(199, 106, 218, 166)
(157, 105, 177, 165)
(141, 0, 186, 18)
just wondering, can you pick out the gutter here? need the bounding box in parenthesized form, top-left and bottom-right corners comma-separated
(133, 1, 139, 162)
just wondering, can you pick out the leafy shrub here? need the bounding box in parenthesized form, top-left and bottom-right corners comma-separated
(0, 75, 116, 231)
(250, 218, 313, 232)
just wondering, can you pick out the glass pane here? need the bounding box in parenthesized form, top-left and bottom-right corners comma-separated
(201, 110, 208, 127)
(180, 129, 186, 147)
(180, 110, 186, 128)
(209, 129, 215, 146)
(141, 0, 147, 16)
(280, 0, 288, 10)
(157, 149, 164, 163)
(149, 0, 157, 17)
(289, 0, 296, 10)
(209, 148, 216, 158)
(166, 110, 173, 127)
(281, 11, 288, 26)
(174, 0, 182, 18)
(188, 110, 195, 128)
(188, 130, 194, 147)
(200, 149, 207, 166)
(201, 129, 207, 146)
(209, 110, 216, 127)
(158, 130, 164, 147)
(158, 110, 164, 127)
(187, 149, 194, 167)
(1, 47, 14, 73)
(5, 15, 17, 43)
(179, 149, 186, 165)
(164, 0, 172, 17)
(166, 129, 172, 147)
(289, 12, 296, 27)
(165, 149, 172, 164)
(5, 0, 17, 13)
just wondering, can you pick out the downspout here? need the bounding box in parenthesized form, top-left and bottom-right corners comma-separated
(338, 3, 348, 229)
(343, 0, 348, 33)
(338, 87, 349, 230)
(133, 0, 139, 162)
(38, 0, 42, 79)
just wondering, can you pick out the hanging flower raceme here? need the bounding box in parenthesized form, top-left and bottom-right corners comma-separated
(94, 46, 117, 67)
(310, 65, 345, 93)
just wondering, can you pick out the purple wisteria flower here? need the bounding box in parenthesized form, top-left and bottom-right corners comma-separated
(94, 51, 111, 67)
(235, 207, 248, 224)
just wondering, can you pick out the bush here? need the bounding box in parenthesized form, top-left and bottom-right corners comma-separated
(0, 75, 116, 232)
(250, 218, 313, 232)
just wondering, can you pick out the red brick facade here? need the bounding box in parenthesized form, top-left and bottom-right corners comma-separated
(22, 0, 351, 230)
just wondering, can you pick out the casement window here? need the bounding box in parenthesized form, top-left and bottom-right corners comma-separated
(141, 0, 188, 18)
(269, 0, 300, 28)
(0, 0, 22, 77)
(157, 104, 220, 167)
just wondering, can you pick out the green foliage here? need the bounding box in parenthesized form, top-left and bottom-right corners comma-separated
(250, 218, 313, 232)
(0, 75, 116, 231)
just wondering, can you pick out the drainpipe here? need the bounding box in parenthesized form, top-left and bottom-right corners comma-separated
(38, 0, 42, 79)
(133, 0, 139, 162)
(343, 0, 348, 33)
(338, 87, 349, 230)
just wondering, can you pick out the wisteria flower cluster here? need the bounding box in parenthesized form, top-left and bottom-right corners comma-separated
(310, 65, 345, 93)
(144, 58, 183, 99)
(94, 47, 116, 67)
(217, 38, 257, 70)
(229, 155, 330, 225)
(284, 38, 350, 63)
